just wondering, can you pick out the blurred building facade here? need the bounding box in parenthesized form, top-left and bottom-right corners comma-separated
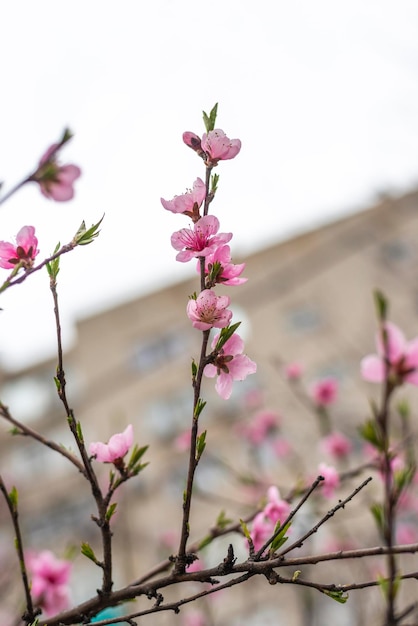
(2, 189, 418, 624)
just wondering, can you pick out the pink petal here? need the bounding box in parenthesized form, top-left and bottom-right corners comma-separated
(360, 355, 385, 382)
(376, 322, 406, 362)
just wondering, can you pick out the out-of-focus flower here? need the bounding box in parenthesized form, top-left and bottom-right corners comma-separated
(318, 462, 340, 499)
(0, 226, 39, 269)
(26, 550, 71, 616)
(201, 244, 247, 286)
(204, 333, 257, 400)
(239, 410, 280, 445)
(161, 178, 206, 217)
(201, 129, 241, 165)
(89, 424, 133, 464)
(264, 486, 291, 525)
(250, 511, 274, 552)
(320, 432, 352, 459)
(33, 144, 81, 201)
(183, 610, 207, 626)
(310, 377, 338, 407)
(171, 215, 232, 262)
(186, 289, 232, 331)
(361, 321, 418, 386)
(284, 362, 303, 381)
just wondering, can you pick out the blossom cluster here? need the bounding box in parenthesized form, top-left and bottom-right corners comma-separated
(161, 123, 256, 399)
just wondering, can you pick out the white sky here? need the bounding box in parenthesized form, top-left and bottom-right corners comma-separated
(1, 0, 418, 369)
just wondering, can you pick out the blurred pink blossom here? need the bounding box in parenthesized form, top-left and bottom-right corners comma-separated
(174, 430, 191, 452)
(272, 437, 292, 458)
(201, 244, 247, 286)
(171, 215, 232, 262)
(318, 462, 340, 499)
(264, 486, 291, 525)
(201, 129, 241, 164)
(240, 410, 280, 444)
(204, 333, 257, 399)
(250, 511, 274, 552)
(396, 522, 418, 544)
(26, 550, 71, 616)
(161, 178, 206, 216)
(186, 289, 232, 330)
(183, 610, 207, 626)
(310, 377, 338, 407)
(0, 226, 39, 269)
(89, 424, 133, 464)
(361, 321, 418, 386)
(284, 362, 303, 381)
(34, 144, 81, 201)
(320, 432, 352, 459)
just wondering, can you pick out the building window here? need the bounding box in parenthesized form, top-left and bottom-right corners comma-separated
(1, 374, 54, 423)
(129, 330, 189, 373)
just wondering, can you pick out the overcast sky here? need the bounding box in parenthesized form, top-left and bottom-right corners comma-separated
(1, 0, 418, 369)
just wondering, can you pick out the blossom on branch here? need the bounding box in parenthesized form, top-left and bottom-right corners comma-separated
(26, 550, 72, 616)
(186, 289, 232, 331)
(320, 431, 352, 459)
(171, 215, 232, 262)
(201, 129, 241, 165)
(361, 321, 418, 386)
(32, 143, 81, 201)
(201, 244, 247, 286)
(89, 424, 133, 464)
(310, 377, 338, 407)
(318, 462, 340, 499)
(161, 178, 206, 217)
(0, 225, 39, 269)
(204, 333, 257, 399)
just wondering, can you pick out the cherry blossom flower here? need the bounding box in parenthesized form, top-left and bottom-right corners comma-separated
(284, 362, 303, 381)
(250, 511, 274, 552)
(161, 178, 206, 217)
(26, 550, 72, 616)
(0, 226, 39, 269)
(361, 321, 418, 386)
(320, 432, 352, 459)
(204, 333, 257, 399)
(33, 144, 81, 201)
(201, 129, 241, 165)
(239, 410, 280, 445)
(89, 424, 133, 464)
(183, 610, 207, 626)
(200, 244, 247, 286)
(318, 462, 340, 499)
(171, 215, 232, 262)
(264, 486, 291, 525)
(187, 289, 232, 331)
(182, 131, 203, 155)
(310, 377, 338, 407)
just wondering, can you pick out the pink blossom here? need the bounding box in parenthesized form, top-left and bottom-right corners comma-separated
(318, 462, 340, 499)
(183, 610, 207, 626)
(89, 424, 133, 464)
(200, 244, 247, 286)
(182, 131, 203, 154)
(240, 410, 280, 444)
(250, 511, 275, 552)
(361, 321, 418, 386)
(284, 362, 303, 381)
(204, 333, 257, 400)
(264, 486, 291, 525)
(272, 437, 292, 458)
(161, 178, 206, 216)
(320, 432, 352, 459)
(310, 377, 338, 407)
(26, 550, 71, 616)
(187, 289, 232, 331)
(201, 129, 241, 164)
(0, 226, 39, 269)
(396, 522, 418, 544)
(34, 144, 81, 201)
(171, 215, 232, 263)
(174, 430, 191, 452)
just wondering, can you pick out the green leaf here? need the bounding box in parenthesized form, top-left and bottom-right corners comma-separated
(394, 464, 416, 498)
(270, 521, 291, 552)
(323, 589, 349, 604)
(239, 519, 251, 541)
(46, 242, 61, 279)
(397, 398, 410, 419)
(358, 419, 383, 451)
(191, 359, 198, 378)
(81, 542, 99, 564)
(194, 398, 206, 419)
(73, 215, 104, 246)
(195, 430, 207, 461)
(127, 444, 148, 471)
(377, 572, 402, 600)
(106, 502, 117, 521)
(53, 376, 61, 392)
(8, 486, 18, 507)
(370, 502, 385, 534)
(214, 322, 241, 352)
(211, 173, 219, 194)
(374, 290, 388, 322)
(216, 510, 232, 530)
(76, 421, 84, 444)
(202, 103, 218, 133)
(198, 535, 213, 550)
